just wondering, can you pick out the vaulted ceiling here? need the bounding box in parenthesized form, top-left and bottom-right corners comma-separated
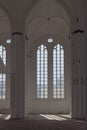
(0, 0, 85, 44)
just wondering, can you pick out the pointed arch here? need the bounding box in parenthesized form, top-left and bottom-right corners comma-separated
(0, 45, 6, 99)
(37, 44, 48, 98)
(53, 44, 64, 98)
(0, 45, 6, 66)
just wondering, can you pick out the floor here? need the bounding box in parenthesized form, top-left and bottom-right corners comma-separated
(0, 114, 86, 130)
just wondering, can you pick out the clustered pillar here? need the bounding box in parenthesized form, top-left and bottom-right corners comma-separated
(10, 32, 25, 118)
(71, 30, 86, 119)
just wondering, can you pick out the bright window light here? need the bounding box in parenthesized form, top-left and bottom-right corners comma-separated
(0, 74, 6, 99)
(37, 44, 48, 98)
(53, 44, 64, 98)
(48, 38, 53, 43)
(6, 39, 11, 44)
(0, 45, 6, 66)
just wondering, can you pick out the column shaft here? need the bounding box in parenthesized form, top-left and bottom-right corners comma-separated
(10, 34, 25, 118)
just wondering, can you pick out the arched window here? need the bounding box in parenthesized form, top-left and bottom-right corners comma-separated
(0, 45, 6, 66)
(53, 44, 64, 98)
(37, 44, 48, 98)
(0, 45, 6, 99)
(0, 74, 6, 99)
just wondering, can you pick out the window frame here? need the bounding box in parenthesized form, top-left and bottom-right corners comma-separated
(0, 45, 7, 100)
(36, 44, 48, 99)
(53, 44, 65, 99)
(35, 41, 65, 100)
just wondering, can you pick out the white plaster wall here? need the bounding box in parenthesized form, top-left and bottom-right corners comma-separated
(0, 7, 11, 112)
(25, 0, 71, 113)
(0, 0, 86, 119)
(26, 35, 71, 114)
(0, 42, 11, 112)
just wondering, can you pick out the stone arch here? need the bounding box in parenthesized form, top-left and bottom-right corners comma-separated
(0, 1, 12, 113)
(24, 0, 72, 116)
(24, 0, 71, 46)
(0, 1, 12, 41)
(24, 0, 74, 31)
(0, 1, 12, 29)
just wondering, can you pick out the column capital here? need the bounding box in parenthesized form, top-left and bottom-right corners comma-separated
(11, 31, 28, 41)
(12, 32, 23, 36)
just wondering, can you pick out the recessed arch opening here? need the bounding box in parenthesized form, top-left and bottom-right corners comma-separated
(0, 6, 11, 114)
(25, 0, 72, 117)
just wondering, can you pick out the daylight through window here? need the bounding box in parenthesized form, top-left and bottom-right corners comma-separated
(0, 45, 6, 66)
(53, 44, 64, 98)
(37, 44, 48, 98)
(0, 74, 6, 99)
(0, 45, 6, 99)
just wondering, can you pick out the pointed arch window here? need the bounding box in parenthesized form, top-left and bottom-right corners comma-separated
(0, 45, 6, 99)
(0, 74, 6, 99)
(37, 44, 48, 98)
(0, 45, 6, 66)
(53, 44, 64, 98)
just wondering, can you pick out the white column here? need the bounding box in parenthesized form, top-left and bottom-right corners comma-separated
(84, 0, 87, 121)
(10, 32, 25, 118)
(71, 32, 86, 119)
(71, 17, 86, 119)
(70, 0, 86, 119)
